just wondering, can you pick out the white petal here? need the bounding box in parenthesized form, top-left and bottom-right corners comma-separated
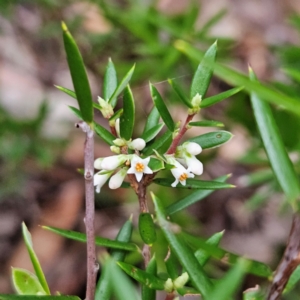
(101, 155, 126, 170)
(135, 172, 143, 182)
(144, 166, 153, 174)
(186, 156, 203, 175)
(129, 138, 146, 151)
(171, 179, 179, 187)
(94, 158, 104, 169)
(109, 169, 127, 189)
(127, 166, 135, 174)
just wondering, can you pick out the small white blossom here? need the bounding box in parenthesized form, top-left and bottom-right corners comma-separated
(128, 138, 146, 151)
(185, 155, 203, 176)
(94, 158, 104, 170)
(109, 168, 128, 189)
(127, 155, 153, 182)
(94, 171, 113, 193)
(101, 155, 128, 171)
(169, 159, 194, 187)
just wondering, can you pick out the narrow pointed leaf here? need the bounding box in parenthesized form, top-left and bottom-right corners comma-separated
(143, 130, 172, 156)
(166, 175, 229, 215)
(189, 120, 224, 127)
(195, 231, 224, 266)
(62, 22, 93, 124)
(120, 85, 135, 140)
(106, 258, 139, 300)
(118, 262, 166, 290)
(143, 106, 160, 134)
(68, 106, 82, 119)
(188, 131, 233, 149)
(94, 123, 115, 146)
(249, 68, 300, 205)
(207, 259, 250, 300)
(42, 226, 138, 252)
(182, 232, 272, 278)
(200, 86, 244, 108)
(96, 219, 133, 300)
(103, 58, 117, 101)
(284, 265, 300, 293)
(175, 40, 300, 116)
(109, 64, 135, 107)
(22, 223, 50, 295)
(148, 158, 164, 172)
(165, 250, 179, 280)
(12, 268, 46, 295)
(141, 123, 164, 143)
(152, 193, 212, 297)
(142, 256, 157, 300)
(150, 84, 175, 132)
(243, 286, 264, 300)
(153, 177, 234, 190)
(190, 41, 217, 99)
(168, 78, 192, 108)
(55, 85, 76, 99)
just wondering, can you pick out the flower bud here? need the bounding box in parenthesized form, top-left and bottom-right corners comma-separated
(109, 168, 127, 189)
(173, 272, 189, 289)
(113, 138, 126, 147)
(94, 158, 104, 170)
(128, 138, 146, 151)
(101, 155, 127, 171)
(98, 96, 114, 118)
(110, 146, 120, 154)
(115, 118, 120, 137)
(184, 142, 202, 155)
(94, 171, 113, 193)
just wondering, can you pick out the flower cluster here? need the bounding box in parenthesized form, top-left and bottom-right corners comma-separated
(166, 142, 203, 187)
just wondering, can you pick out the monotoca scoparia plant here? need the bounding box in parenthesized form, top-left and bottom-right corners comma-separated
(10, 23, 278, 300)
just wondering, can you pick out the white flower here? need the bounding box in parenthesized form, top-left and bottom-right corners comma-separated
(170, 159, 194, 187)
(185, 155, 203, 175)
(109, 168, 128, 189)
(127, 155, 153, 182)
(94, 158, 104, 170)
(128, 138, 146, 151)
(100, 155, 128, 171)
(94, 171, 113, 193)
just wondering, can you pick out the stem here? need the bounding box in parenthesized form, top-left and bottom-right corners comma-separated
(267, 213, 300, 300)
(76, 121, 98, 300)
(165, 292, 175, 300)
(166, 114, 195, 154)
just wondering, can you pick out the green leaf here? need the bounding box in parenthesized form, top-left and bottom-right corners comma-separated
(96, 219, 133, 300)
(150, 84, 175, 132)
(142, 256, 157, 300)
(143, 130, 172, 156)
(148, 157, 164, 172)
(0, 297, 80, 300)
(109, 64, 135, 108)
(182, 232, 272, 278)
(103, 58, 118, 101)
(118, 262, 166, 290)
(188, 131, 233, 149)
(153, 178, 234, 190)
(120, 85, 135, 140)
(62, 22, 93, 124)
(22, 223, 50, 295)
(141, 123, 164, 143)
(42, 226, 138, 252)
(189, 120, 224, 127)
(106, 258, 139, 300)
(175, 40, 300, 117)
(284, 265, 300, 294)
(165, 250, 179, 280)
(168, 79, 192, 108)
(195, 231, 224, 266)
(94, 123, 115, 146)
(190, 41, 217, 99)
(143, 106, 160, 134)
(152, 193, 212, 297)
(249, 68, 300, 205)
(68, 106, 82, 119)
(55, 85, 76, 99)
(166, 175, 229, 215)
(243, 286, 264, 300)
(200, 86, 244, 108)
(207, 259, 250, 300)
(12, 268, 46, 295)
(109, 108, 123, 123)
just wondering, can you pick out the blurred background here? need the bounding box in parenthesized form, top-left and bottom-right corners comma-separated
(1, 0, 300, 298)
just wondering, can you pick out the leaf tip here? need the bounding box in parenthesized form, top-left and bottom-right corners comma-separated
(61, 21, 68, 32)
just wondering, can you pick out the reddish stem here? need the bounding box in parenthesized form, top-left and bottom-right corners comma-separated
(166, 114, 195, 154)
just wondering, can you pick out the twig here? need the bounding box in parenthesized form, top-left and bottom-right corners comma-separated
(76, 121, 98, 300)
(166, 113, 195, 155)
(267, 213, 300, 300)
